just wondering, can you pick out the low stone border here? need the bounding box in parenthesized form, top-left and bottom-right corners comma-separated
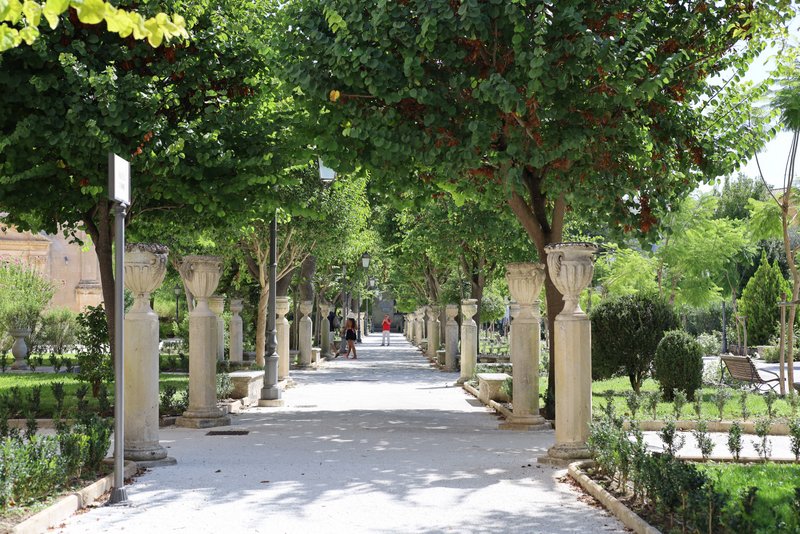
(625, 419, 792, 435)
(11, 460, 138, 534)
(567, 460, 660, 534)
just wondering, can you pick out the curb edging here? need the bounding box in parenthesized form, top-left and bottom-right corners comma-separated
(567, 460, 661, 534)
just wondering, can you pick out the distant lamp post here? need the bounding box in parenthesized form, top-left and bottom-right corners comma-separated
(357, 252, 370, 341)
(367, 277, 376, 334)
(173, 284, 181, 324)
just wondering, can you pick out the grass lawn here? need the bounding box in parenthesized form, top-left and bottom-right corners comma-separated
(526, 376, 799, 421)
(0, 372, 189, 418)
(699, 463, 800, 532)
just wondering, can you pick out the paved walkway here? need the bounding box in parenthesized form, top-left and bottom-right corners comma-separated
(57, 333, 623, 534)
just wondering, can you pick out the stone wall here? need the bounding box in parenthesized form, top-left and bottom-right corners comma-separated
(0, 223, 103, 312)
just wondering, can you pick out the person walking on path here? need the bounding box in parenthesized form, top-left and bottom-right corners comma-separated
(341, 317, 358, 359)
(381, 314, 391, 346)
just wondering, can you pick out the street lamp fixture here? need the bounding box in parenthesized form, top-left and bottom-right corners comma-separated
(361, 251, 371, 269)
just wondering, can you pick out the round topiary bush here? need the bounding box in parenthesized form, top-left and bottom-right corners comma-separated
(653, 330, 704, 401)
(591, 293, 679, 392)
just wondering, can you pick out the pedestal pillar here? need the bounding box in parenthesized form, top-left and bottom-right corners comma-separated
(123, 244, 175, 465)
(229, 299, 243, 363)
(319, 302, 331, 359)
(542, 243, 597, 463)
(413, 310, 422, 347)
(426, 306, 440, 361)
(209, 295, 225, 362)
(457, 299, 478, 385)
(404, 314, 410, 340)
(276, 297, 290, 379)
(501, 263, 549, 431)
(298, 300, 313, 367)
(445, 304, 459, 372)
(176, 256, 231, 429)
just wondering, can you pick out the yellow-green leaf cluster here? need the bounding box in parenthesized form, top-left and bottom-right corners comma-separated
(0, 0, 188, 51)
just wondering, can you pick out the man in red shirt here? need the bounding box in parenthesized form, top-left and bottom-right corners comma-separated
(381, 315, 391, 346)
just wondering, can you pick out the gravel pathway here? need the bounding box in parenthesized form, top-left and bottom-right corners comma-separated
(56, 333, 624, 534)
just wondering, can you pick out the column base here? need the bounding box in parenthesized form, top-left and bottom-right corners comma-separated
(124, 442, 169, 463)
(135, 457, 178, 468)
(11, 361, 28, 370)
(175, 410, 231, 429)
(258, 399, 285, 407)
(538, 442, 591, 467)
(498, 415, 551, 431)
(456, 376, 469, 385)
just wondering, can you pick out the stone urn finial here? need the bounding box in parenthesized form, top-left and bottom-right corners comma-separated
(299, 300, 313, 318)
(230, 299, 243, 315)
(276, 297, 290, 317)
(506, 263, 545, 320)
(544, 243, 597, 315)
(446, 304, 458, 322)
(426, 306, 439, 321)
(179, 255, 223, 306)
(461, 299, 478, 322)
(125, 243, 169, 312)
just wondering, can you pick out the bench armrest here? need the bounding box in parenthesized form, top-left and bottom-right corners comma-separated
(758, 367, 780, 381)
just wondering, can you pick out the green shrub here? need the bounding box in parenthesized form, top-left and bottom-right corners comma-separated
(72, 415, 112, 471)
(653, 330, 703, 401)
(40, 308, 78, 356)
(739, 251, 790, 345)
(0, 261, 55, 332)
(500, 376, 512, 401)
(591, 293, 679, 392)
(216, 373, 233, 399)
(75, 304, 113, 397)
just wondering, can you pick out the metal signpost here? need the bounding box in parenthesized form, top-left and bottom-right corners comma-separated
(108, 153, 130, 505)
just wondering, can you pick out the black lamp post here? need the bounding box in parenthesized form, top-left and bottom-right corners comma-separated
(261, 159, 336, 405)
(368, 276, 376, 334)
(173, 284, 181, 324)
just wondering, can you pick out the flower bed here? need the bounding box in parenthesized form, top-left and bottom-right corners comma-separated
(585, 413, 800, 533)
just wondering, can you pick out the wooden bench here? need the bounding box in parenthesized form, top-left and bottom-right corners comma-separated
(476, 373, 511, 404)
(720, 355, 781, 393)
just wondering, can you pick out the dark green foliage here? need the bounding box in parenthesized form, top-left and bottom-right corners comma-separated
(159, 386, 188, 417)
(727, 421, 743, 461)
(72, 415, 112, 471)
(589, 412, 800, 532)
(653, 330, 704, 401)
(591, 293, 679, 392)
(51, 382, 66, 416)
(789, 419, 800, 461)
(739, 251, 791, 345)
(75, 304, 113, 397)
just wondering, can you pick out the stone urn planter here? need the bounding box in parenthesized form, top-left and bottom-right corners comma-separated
(123, 243, 172, 463)
(10, 327, 31, 370)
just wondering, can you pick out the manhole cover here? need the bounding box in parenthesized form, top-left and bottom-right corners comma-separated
(334, 379, 379, 382)
(206, 430, 250, 436)
(294, 405, 318, 408)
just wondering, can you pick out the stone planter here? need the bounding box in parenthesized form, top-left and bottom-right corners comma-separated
(123, 243, 174, 464)
(457, 299, 478, 384)
(176, 255, 231, 429)
(542, 242, 597, 463)
(502, 263, 548, 430)
(9, 327, 31, 370)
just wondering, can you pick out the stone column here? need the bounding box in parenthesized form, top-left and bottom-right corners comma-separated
(319, 302, 331, 359)
(229, 299, 243, 363)
(501, 263, 548, 430)
(276, 297, 290, 379)
(508, 303, 520, 358)
(404, 314, 411, 340)
(413, 310, 422, 346)
(208, 295, 225, 362)
(543, 243, 597, 463)
(457, 299, 478, 385)
(123, 244, 175, 464)
(176, 256, 231, 429)
(445, 304, 459, 372)
(426, 306, 440, 361)
(298, 300, 313, 367)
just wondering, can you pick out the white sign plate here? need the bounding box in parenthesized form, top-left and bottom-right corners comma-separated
(108, 153, 130, 204)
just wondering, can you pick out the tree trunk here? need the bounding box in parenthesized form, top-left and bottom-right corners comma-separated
(83, 200, 117, 364)
(299, 255, 316, 302)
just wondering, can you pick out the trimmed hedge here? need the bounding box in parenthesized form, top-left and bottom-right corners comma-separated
(653, 330, 703, 401)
